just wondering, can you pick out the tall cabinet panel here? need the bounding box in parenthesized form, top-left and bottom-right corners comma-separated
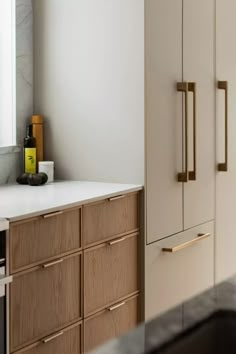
(146, 0, 183, 244)
(145, 0, 215, 320)
(215, 0, 236, 282)
(183, 0, 215, 229)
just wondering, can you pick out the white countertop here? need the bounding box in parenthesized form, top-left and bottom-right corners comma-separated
(0, 181, 143, 222)
(0, 218, 9, 231)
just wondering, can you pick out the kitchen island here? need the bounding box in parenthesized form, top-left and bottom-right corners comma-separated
(91, 276, 236, 354)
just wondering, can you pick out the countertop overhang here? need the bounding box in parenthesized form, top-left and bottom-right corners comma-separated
(0, 181, 143, 222)
(0, 218, 9, 231)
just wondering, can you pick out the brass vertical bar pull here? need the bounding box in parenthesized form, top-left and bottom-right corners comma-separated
(188, 82, 197, 181)
(177, 82, 188, 182)
(218, 81, 228, 172)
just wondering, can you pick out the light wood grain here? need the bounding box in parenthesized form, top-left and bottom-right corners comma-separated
(84, 233, 139, 316)
(10, 253, 82, 352)
(82, 192, 139, 247)
(10, 207, 81, 273)
(84, 295, 139, 353)
(12, 322, 82, 354)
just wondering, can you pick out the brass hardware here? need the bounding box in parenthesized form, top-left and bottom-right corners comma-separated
(218, 81, 228, 172)
(42, 258, 64, 269)
(188, 82, 197, 181)
(162, 233, 210, 253)
(108, 195, 126, 202)
(108, 237, 126, 246)
(43, 211, 63, 219)
(107, 302, 126, 311)
(42, 331, 64, 344)
(177, 82, 188, 182)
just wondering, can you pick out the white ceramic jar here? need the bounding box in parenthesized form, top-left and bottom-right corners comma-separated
(38, 161, 54, 183)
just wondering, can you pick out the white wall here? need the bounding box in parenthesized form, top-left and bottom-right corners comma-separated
(34, 0, 144, 184)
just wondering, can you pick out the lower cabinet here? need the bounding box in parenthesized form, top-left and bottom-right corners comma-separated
(10, 253, 82, 351)
(9, 191, 141, 354)
(145, 221, 214, 320)
(84, 295, 139, 353)
(13, 322, 82, 354)
(84, 233, 139, 316)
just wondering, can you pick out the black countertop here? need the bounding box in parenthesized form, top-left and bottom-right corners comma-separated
(91, 277, 236, 354)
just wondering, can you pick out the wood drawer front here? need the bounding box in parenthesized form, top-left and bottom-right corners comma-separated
(10, 208, 81, 273)
(10, 253, 82, 352)
(84, 233, 139, 316)
(145, 221, 214, 320)
(13, 322, 82, 354)
(84, 295, 139, 353)
(83, 192, 139, 247)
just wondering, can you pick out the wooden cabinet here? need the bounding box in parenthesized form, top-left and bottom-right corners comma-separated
(146, 0, 215, 243)
(84, 233, 139, 316)
(10, 207, 81, 273)
(215, 0, 236, 283)
(13, 322, 82, 354)
(82, 192, 139, 247)
(84, 295, 139, 353)
(9, 191, 140, 353)
(145, 221, 214, 320)
(10, 253, 82, 351)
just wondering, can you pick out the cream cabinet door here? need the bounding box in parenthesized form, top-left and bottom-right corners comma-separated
(146, 0, 183, 243)
(183, 0, 215, 229)
(145, 221, 214, 320)
(215, 0, 236, 283)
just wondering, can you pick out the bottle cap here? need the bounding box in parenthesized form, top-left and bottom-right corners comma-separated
(26, 124, 33, 137)
(31, 115, 43, 124)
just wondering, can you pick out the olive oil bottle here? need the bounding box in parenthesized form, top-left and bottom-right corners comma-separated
(24, 124, 37, 174)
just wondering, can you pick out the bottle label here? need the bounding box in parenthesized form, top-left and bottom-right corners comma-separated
(25, 148, 36, 174)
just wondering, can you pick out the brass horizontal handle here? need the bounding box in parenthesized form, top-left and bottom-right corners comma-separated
(43, 211, 63, 219)
(107, 237, 126, 246)
(108, 195, 126, 202)
(162, 233, 210, 253)
(42, 331, 64, 344)
(107, 302, 126, 311)
(42, 258, 64, 269)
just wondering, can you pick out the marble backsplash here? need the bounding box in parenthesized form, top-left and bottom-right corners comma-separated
(0, 148, 22, 184)
(0, 0, 33, 185)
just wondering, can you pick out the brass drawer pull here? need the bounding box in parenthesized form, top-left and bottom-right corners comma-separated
(108, 195, 126, 202)
(42, 331, 64, 344)
(42, 258, 64, 269)
(108, 237, 126, 246)
(43, 211, 63, 219)
(162, 233, 210, 253)
(218, 81, 228, 172)
(107, 302, 126, 311)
